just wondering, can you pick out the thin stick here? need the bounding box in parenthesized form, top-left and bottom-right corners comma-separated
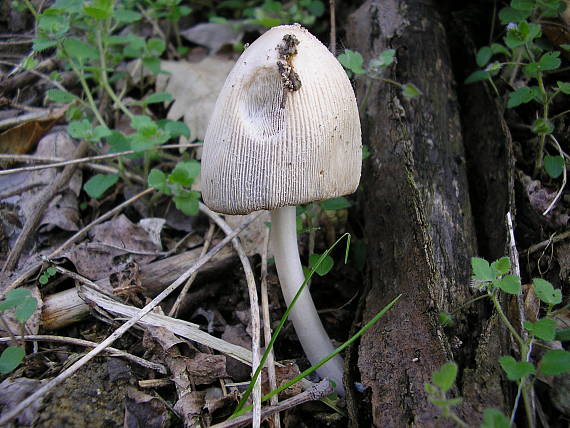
(329, 0, 336, 55)
(2, 140, 89, 273)
(524, 231, 569, 255)
(542, 135, 567, 216)
(260, 226, 281, 428)
(0, 335, 167, 373)
(211, 379, 333, 428)
(0, 143, 202, 176)
(1, 187, 155, 296)
(0, 213, 260, 426)
(199, 204, 262, 428)
(168, 222, 215, 317)
(0, 59, 66, 92)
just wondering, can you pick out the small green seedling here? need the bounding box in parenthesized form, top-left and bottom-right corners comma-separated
(0, 288, 38, 374)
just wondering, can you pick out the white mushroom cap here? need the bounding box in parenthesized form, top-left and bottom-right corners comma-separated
(202, 24, 361, 215)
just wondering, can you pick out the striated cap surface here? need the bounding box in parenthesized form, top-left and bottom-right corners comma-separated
(202, 24, 362, 215)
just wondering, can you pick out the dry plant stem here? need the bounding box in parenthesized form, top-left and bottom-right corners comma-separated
(0, 109, 59, 131)
(168, 222, 215, 317)
(2, 140, 89, 273)
(0, 60, 66, 92)
(271, 206, 344, 395)
(211, 379, 333, 428)
(260, 227, 281, 428)
(0, 335, 166, 373)
(524, 231, 570, 255)
(329, 0, 336, 55)
(0, 213, 259, 426)
(199, 203, 262, 428)
(0, 143, 201, 176)
(1, 187, 154, 297)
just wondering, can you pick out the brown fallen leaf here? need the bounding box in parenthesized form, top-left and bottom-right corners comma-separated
(0, 107, 67, 162)
(124, 387, 169, 428)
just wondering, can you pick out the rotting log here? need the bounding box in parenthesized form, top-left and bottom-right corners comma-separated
(344, 0, 493, 425)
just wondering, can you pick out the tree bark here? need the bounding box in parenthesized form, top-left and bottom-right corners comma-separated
(344, 0, 508, 425)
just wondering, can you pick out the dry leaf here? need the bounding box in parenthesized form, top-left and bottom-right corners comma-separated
(0, 107, 67, 159)
(125, 387, 169, 428)
(224, 211, 271, 256)
(0, 378, 45, 426)
(180, 22, 243, 53)
(155, 57, 234, 141)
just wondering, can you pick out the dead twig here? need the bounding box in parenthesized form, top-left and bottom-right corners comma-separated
(210, 379, 333, 428)
(0, 335, 167, 373)
(0, 143, 202, 176)
(199, 203, 262, 428)
(2, 139, 89, 273)
(329, 0, 336, 55)
(260, 226, 281, 428)
(0, 213, 260, 426)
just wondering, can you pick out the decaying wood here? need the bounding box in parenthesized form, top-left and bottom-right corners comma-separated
(345, 0, 485, 425)
(41, 246, 237, 330)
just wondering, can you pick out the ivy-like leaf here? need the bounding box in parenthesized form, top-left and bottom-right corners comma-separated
(83, 173, 119, 199)
(493, 274, 521, 295)
(431, 362, 458, 393)
(533, 278, 562, 305)
(308, 253, 334, 276)
(499, 355, 535, 380)
(544, 155, 565, 179)
(471, 257, 496, 282)
(524, 318, 556, 341)
(540, 350, 570, 375)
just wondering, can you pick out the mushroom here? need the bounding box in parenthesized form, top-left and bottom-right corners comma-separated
(202, 24, 361, 395)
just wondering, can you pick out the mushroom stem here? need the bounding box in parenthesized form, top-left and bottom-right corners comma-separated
(270, 206, 345, 395)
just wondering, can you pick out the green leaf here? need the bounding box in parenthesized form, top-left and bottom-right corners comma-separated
(147, 38, 166, 56)
(561, 44, 570, 51)
(480, 408, 511, 428)
(507, 86, 537, 108)
(0, 347, 25, 374)
(557, 81, 570, 94)
(308, 253, 334, 276)
(465, 70, 490, 84)
(533, 278, 562, 305)
(511, 0, 536, 11)
(83, 0, 113, 19)
(33, 38, 58, 52)
(424, 382, 437, 395)
(83, 173, 118, 199)
(369, 49, 395, 69)
(491, 257, 511, 275)
(39, 274, 49, 285)
(320, 197, 351, 211)
(106, 131, 131, 153)
(67, 119, 91, 139)
(531, 118, 554, 136)
(0, 289, 33, 311)
(402, 83, 422, 99)
(471, 257, 496, 282)
(63, 38, 99, 60)
(499, 355, 535, 380)
(130, 115, 155, 132)
(169, 161, 200, 187)
(38, 13, 70, 37)
(490, 43, 511, 56)
(556, 328, 570, 341)
(160, 120, 190, 138)
(476, 46, 493, 67)
(46, 266, 57, 276)
(307, 0, 325, 16)
(148, 169, 170, 194)
(539, 51, 561, 70)
(114, 9, 141, 23)
(136, 92, 173, 105)
(524, 318, 556, 341)
(92, 125, 111, 141)
(540, 350, 570, 375)
(337, 49, 366, 75)
(431, 362, 458, 393)
(493, 275, 521, 294)
(15, 296, 37, 323)
(544, 155, 565, 179)
(438, 311, 454, 327)
(498, 7, 531, 24)
(46, 89, 76, 103)
(142, 57, 161, 75)
(173, 194, 200, 216)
